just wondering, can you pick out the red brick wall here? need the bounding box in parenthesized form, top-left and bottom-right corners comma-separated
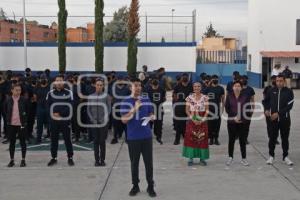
(0, 20, 57, 42)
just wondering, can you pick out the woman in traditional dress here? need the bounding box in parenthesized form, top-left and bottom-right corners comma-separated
(182, 82, 209, 166)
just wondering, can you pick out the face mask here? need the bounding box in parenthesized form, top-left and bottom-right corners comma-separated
(212, 80, 218, 85)
(41, 80, 47, 85)
(272, 81, 276, 86)
(243, 80, 248, 86)
(182, 77, 188, 83)
(152, 80, 159, 86)
(12, 80, 18, 84)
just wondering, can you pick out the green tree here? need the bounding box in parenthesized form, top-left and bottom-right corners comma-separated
(0, 8, 7, 20)
(95, 0, 104, 73)
(127, 0, 140, 75)
(104, 6, 129, 42)
(57, 0, 68, 73)
(203, 22, 221, 38)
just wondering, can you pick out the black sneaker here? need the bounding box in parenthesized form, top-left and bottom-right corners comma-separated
(47, 158, 57, 167)
(99, 161, 106, 167)
(95, 161, 101, 167)
(147, 186, 157, 198)
(214, 138, 220, 145)
(173, 141, 180, 145)
(111, 138, 118, 144)
(68, 158, 75, 166)
(209, 139, 214, 145)
(44, 135, 50, 139)
(20, 160, 26, 167)
(2, 139, 9, 144)
(129, 185, 140, 196)
(35, 140, 42, 145)
(156, 138, 163, 145)
(246, 140, 250, 145)
(7, 160, 15, 168)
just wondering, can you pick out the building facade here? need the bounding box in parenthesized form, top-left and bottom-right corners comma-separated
(197, 37, 245, 64)
(248, 0, 300, 88)
(0, 19, 57, 42)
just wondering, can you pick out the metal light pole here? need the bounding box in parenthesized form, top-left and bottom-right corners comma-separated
(22, 0, 28, 69)
(171, 9, 175, 42)
(192, 10, 196, 42)
(145, 12, 148, 42)
(12, 11, 17, 42)
(185, 26, 187, 42)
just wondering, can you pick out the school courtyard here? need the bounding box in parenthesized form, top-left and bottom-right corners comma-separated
(0, 88, 299, 200)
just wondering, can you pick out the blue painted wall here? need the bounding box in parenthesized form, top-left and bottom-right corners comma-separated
(247, 71, 262, 88)
(195, 64, 262, 88)
(195, 64, 247, 85)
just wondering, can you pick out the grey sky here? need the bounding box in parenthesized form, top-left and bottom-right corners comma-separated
(1, 0, 248, 44)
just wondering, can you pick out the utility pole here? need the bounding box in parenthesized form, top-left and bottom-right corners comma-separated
(12, 11, 17, 42)
(145, 12, 148, 42)
(22, 0, 28, 69)
(192, 9, 196, 42)
(171, 9, 175, 42)
(185, 26, 187, 42)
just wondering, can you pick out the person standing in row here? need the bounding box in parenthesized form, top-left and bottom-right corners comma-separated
(262, 75, 278, 143)
(203, 75, 225, 145)
(282, 66, 293, 89)
(264, 75, 294, 166)
(225, 81, 250, 167)
(5, 84, 28, 167)
(147, 78, 166, 145)
(173, 73, 193, 145)
(87, 79, 111, 167)
(240, 75, 255, 145)
(121, 78, 157, 197)
(183, 82, 210, 166)
(111, 76, 130, 144)
(46, 75, 75, 167)
(34, 76, 50, 144)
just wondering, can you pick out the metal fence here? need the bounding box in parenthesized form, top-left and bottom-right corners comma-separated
(196, 49, 247, 64)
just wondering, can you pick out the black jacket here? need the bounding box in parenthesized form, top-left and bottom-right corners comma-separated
(46, 88, 73, 122)
(4, 96, 29, 127)
(263, 87, 294, 120)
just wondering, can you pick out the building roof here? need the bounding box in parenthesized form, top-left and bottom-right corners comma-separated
(261, 51, 300, 58)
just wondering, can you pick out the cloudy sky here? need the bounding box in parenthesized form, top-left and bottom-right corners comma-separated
(1, 0, 248, 44)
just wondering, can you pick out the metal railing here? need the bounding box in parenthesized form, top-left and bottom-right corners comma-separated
(196, 49, 247, 64)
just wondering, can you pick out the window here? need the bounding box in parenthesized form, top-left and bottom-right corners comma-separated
(297, 19, 300, 45)
(43, 32, 49, 38)
(10, 28, 16, 34)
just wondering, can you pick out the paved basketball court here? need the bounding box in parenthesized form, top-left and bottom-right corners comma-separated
(0, 88, 300, 200)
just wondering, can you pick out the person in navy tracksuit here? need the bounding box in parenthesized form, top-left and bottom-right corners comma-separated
(46, 75, 74, 167)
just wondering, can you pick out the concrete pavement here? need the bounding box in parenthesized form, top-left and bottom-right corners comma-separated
(0, 88, 300, 200)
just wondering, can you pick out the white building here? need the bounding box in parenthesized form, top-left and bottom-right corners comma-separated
(248, 0, 300, 88)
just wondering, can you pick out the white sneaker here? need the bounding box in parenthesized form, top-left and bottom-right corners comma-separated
(284, 157, 294, 166)
(266, 157, 274, 165)
(226, 157, 233, 166)
(241, 159, 250, 166)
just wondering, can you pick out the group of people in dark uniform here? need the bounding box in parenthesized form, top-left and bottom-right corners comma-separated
(0, 66, 295, 197)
